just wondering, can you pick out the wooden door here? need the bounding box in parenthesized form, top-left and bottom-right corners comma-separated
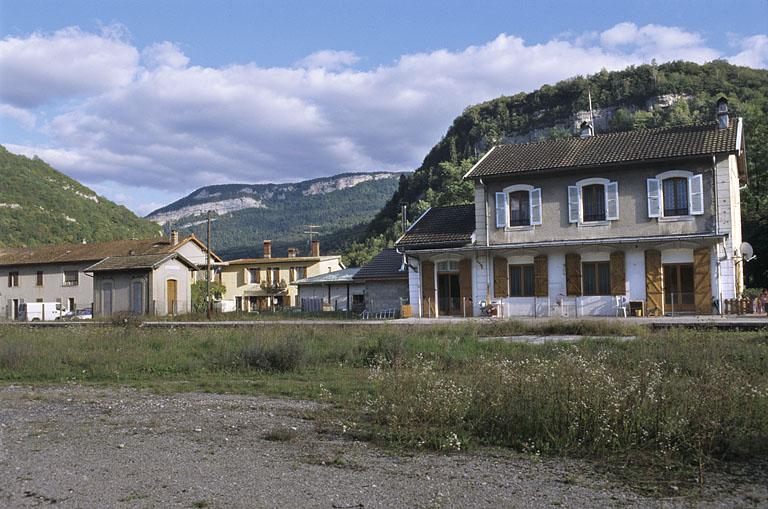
(166, 279, 177, 315)
(458, 259, 473, 316)
(421, 261, 436, 317)
(610, 251, 625, 296)
(693, 247, 712, 314)
(645, 250, 663, 316)
(493, 257, 509, 298)
(565, 253, 582, 296)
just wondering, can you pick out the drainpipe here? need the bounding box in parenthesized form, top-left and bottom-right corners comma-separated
(713, 154, 724, 314)
(481, 178, 492, 304)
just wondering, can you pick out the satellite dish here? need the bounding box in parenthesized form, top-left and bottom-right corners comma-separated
(740, 242, 755, 261)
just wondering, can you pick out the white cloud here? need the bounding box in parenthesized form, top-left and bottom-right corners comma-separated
(729, 34, 768, 68)
(142, 41, 190, 69)
(295, 49, 360, 70)
(1, 22, 765, 214)
(0, 104, 36, 129)
(0, 26, 138, 108)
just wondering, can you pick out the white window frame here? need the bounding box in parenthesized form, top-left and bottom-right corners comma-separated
(570, 177, 618, 225)
(496, 184, 542, 230)
(650, 170, 703, 220)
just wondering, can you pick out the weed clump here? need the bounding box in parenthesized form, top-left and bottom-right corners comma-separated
(241, 338, 305, 372)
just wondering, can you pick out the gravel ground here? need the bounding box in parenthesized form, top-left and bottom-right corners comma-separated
(1, 385, 766, 508)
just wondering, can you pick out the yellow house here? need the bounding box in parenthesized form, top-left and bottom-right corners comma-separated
(220, 240, 344, 310)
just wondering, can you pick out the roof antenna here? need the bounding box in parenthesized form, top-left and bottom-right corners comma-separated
(588, 84, 595, 134)
(304, 225, 319, 246)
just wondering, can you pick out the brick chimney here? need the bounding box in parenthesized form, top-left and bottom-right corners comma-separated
(263, 240, 272, 258)
(311, 240, 320, 257)
(287, 247, 297, 258)
(170, 230, 179, 245)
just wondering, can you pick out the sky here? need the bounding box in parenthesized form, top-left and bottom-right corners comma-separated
(1, 0, 767, 216)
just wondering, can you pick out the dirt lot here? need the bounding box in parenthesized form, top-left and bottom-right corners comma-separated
(1, 385, 766, 508)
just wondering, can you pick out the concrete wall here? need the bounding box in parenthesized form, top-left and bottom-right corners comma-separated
(365, 280, 409, 313)
(93, 270, 149, 317)
(479, 159, 715, 245)
(298, 283, 365, 311)
(1, 262, 94, 319)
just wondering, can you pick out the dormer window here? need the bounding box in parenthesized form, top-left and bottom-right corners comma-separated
(568, 178, 618, 224)
(647, 171, 703, 218)
(495, 185, 542, 228)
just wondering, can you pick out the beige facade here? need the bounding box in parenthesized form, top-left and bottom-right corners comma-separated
(220, 241, 344, 311)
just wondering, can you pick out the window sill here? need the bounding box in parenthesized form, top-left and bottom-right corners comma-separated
(578, 220, 610, 228)
(658, 215, 695, 223)
(504, 225, 534, 232)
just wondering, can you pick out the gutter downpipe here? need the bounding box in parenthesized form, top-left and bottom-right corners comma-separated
(713, 154, 723, 315)
(481, 179, 491, 307)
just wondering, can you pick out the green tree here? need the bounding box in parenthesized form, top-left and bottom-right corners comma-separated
(191, 280, 227, 313)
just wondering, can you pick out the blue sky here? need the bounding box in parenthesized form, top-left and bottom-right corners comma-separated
(1, 0, 767, 214)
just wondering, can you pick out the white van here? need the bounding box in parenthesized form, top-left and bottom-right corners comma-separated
(18, 302, 65, 321)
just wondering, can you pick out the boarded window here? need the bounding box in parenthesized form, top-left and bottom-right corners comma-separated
(36, 271, 44, 286)
(64, 271, 79, 286)
(8, 272, 19, 287)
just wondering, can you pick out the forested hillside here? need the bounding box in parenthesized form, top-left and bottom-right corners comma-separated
(353, 61, 768, 286)
(148, 173, 403, 259)
(0, 146, 162, 247)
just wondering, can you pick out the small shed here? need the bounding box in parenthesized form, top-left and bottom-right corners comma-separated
(85, 253, 197, 317)
(353, 249, 409, 314)
(295, 268, 364, 312)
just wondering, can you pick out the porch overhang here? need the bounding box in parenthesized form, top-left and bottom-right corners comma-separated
(402, 232, 727, 256)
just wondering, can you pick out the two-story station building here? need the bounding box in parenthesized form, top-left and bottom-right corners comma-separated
(397, 99, 747, 317)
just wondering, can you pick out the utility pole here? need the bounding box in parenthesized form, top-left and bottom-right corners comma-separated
(206, 210, 212, 320)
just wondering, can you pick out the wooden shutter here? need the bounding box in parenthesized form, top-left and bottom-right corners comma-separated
(568, 186, 580, 223)
(606, 181, 619, 220)
(610, 251, 625, 296)
(421, 261, 436, 317)
(565, 253, 582, 296)
(530, 188, 542, 225)
(693, 247, 712, 314)
(493, 257, 509, 298)
(647, 178, 661, 218)
(495, 192, 507, 228)
(534, 255, 548, 297)
(645, 249, 663, 316)
(459, 259, 473, 316)
(689, 174, 704, 215)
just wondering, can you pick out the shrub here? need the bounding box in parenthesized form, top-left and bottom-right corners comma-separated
(241, 338, 305, 372)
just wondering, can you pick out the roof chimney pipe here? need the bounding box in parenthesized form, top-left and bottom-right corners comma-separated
(579, 121, 594, 139)
(263, 240, 272, 258)
(170, 230, 179, 245)
(717, 97, 729, 129)
(311, 240, 320, 257)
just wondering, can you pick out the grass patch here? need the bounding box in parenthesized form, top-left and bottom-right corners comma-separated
(1, 321, 766, 491)
(262, 427, 298, 442)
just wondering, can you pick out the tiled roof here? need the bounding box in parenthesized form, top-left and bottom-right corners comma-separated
(465, 120, 740, 179)
(353, 249, 407, 281)
(396, 204, 475, 249)
(85, 253, 195, 272)
(295, 268, 360, 285)
(0, 238, 176, 267)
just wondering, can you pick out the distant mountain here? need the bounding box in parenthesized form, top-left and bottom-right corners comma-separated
(147, 172, 405, 259)
(0, 146, 162, 248)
